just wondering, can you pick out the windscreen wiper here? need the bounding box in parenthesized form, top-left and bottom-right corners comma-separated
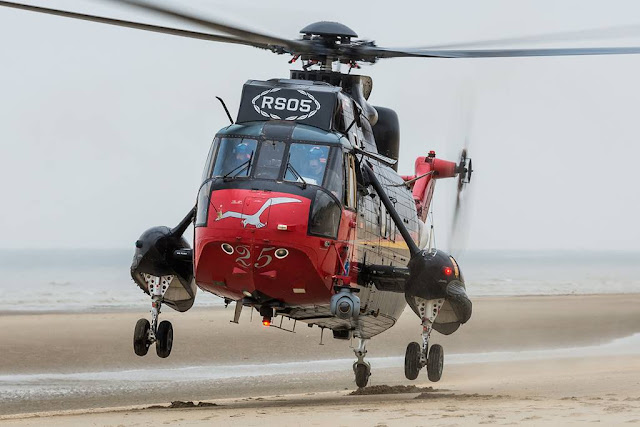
(285, 153, 307, 189)
(222, 150, 254, 180)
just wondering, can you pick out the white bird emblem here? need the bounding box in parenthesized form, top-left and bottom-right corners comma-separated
(216, 197, 301, 228)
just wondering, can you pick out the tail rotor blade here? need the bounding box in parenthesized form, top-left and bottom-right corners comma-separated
(446, 93, 475, 259)
(449, 154, 474, 259)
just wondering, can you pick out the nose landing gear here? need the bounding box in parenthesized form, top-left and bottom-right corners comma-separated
(353, 337, 371, 388)
(404, 298, 445, 382)
(133, 274, 174, 358)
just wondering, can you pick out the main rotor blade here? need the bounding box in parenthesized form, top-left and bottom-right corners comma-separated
(417, 24, 640, 51)
(369, 46, 640, 59)
(107, 0, 303, 52)
(0, 1, 270, 49)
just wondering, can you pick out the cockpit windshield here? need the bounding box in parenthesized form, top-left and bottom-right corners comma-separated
(208, 138, 343, 198)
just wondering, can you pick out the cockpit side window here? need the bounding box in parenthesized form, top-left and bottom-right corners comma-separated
(344, 154, 357, 209)
(201, 137, 219, 182)
(324, 149, 344, 202)
(211, 137, 257, 178)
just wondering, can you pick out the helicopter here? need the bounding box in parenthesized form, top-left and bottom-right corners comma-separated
(3, 0, 640, 388)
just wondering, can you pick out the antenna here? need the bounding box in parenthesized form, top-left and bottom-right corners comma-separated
(215, 96, 234, 125)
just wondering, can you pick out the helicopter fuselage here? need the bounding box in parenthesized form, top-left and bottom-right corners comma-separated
(193, 117, 417, 338)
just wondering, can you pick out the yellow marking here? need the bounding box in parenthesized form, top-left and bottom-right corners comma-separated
(356, 239, 411, 250)
(450, 256, 460, 278)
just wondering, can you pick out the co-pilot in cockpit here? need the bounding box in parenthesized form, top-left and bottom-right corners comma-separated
(286, 145, 327, 185)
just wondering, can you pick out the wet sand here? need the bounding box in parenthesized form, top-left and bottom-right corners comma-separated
(1, 294, 639, 424)
(3, 356, 639, 426)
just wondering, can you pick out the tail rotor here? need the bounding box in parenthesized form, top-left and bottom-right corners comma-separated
(447, 93, 475, 259)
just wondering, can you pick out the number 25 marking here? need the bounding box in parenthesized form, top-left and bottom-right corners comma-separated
(234, 246, 276, 269)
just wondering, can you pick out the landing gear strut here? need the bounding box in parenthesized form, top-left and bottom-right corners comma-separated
(133, 273, 174, 358)
(353, 337, 371, 388)
(404, 298, 445, 382)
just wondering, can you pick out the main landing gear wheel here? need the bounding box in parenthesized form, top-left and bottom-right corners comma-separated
(427, 344, 444, 382)
(404, 342, 422, 380)
(354, 362, 371, 388)
(133, 318, 151, 356)
(155, 320, 173, 358)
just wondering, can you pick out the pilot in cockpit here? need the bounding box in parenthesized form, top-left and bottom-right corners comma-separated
(305, 146, 327, 184)
(234, 142, 252, 164)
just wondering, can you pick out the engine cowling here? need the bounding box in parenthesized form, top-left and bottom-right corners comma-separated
(131, 226, 196, 312)
(405, 248, 472, 335)
(372, 106, 400, 171)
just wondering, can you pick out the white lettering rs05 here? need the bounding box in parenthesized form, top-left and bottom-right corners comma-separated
(261, 97, 312, 113)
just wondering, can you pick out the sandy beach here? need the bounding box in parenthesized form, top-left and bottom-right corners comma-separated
(1, 294, 639, 425)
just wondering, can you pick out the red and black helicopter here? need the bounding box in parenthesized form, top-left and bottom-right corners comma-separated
(5, 0, 640, 387)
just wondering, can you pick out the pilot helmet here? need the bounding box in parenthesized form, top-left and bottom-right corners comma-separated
(235, 142, 251, 159)
(309, 146, 326, 163)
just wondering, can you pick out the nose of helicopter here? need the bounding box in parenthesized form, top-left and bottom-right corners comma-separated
(194, 188, 337, 304)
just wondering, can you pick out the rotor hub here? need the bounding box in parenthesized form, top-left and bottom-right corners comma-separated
(300, 21, 358, 40)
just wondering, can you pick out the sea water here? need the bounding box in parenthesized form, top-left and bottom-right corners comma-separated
(0, 249, 637, 312)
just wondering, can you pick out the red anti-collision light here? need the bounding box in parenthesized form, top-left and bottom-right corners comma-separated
(262, 317, 271, 327)
(443, 266, 453, 276)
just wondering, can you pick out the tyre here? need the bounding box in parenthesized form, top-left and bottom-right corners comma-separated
(133, 318, 150, 356)
(156, 320, 173, 358)
(404, 342, 422, 380)
(355, 362, 370, 388)
(427, 344, 444, 382)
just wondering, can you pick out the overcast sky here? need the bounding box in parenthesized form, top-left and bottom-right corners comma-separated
(1, 0, 640, 251)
